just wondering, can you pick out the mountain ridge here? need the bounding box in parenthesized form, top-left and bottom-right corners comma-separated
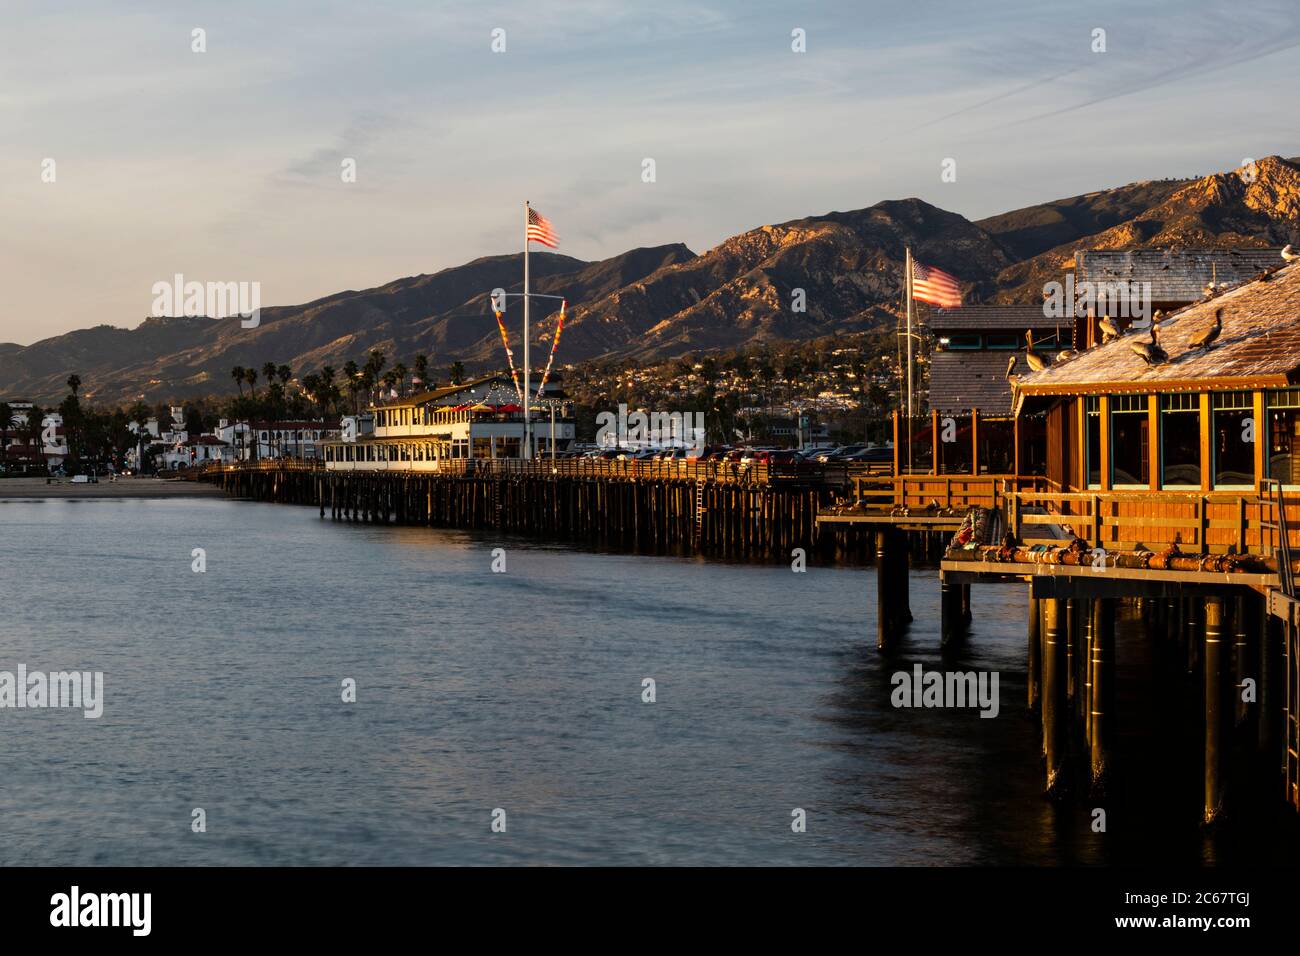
(4, 156, 1300, 405)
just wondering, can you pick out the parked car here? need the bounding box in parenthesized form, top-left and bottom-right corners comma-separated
(818, 444, 869, 463)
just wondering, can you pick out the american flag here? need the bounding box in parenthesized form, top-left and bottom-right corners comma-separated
(526, 207, 559, 248)
(911, 260, 962, 308)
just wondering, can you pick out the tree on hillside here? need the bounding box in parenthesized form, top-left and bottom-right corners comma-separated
(342, 361, 360, 413)
(231, 366, 246, 397)
(448, 361, 465, 386)
(0, 402, 13, 454)
(67, 374, 81, 397)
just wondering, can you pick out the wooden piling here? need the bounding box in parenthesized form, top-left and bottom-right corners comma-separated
(1028, 592, 1042, 713)
(1090, 597, 1115, 796)
(1204, 595, 1227, 824)
(1043, 598, 1067, 796)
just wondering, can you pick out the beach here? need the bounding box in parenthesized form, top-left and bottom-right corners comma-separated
(0, 476, 227, 499)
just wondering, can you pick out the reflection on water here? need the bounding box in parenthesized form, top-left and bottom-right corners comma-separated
(0, 498, 1294, 865)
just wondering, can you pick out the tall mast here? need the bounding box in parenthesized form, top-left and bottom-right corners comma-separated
(523, 201, 532, 459)
(905, 247, 914, 473)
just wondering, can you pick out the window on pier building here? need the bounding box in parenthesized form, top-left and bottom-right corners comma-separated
(1084, 397, 1101, 488)
(1213, 392, 1254, 488)
(977, 418, 1014, 474)
(1110, 394, 1149, 488)
(936, 413, 972, 474)
(1160, 393, 1201, 488)
(473, 437, 492, 459)
(1267, 389, 1300, 488)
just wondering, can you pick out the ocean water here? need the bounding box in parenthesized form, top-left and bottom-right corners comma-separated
(0, 496, 1295, 865)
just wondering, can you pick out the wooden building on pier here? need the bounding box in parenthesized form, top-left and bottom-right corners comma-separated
(323, 375, 575, 472)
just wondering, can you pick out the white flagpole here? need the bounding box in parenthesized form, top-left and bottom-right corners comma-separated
(905, 247, 914, 474)
(523, 201, 532, 460)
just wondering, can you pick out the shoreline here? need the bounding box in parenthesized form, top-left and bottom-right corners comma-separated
(0, 477, 229, 500)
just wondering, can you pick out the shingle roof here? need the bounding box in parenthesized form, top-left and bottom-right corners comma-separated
(1018, 261, 1300, 395)
(1074, 248, 1282, 304)
(930, 350, 1024, 415)
(930, 305, 1064, 331)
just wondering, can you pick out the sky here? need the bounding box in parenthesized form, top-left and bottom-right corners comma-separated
(3, 0, 1300, 346)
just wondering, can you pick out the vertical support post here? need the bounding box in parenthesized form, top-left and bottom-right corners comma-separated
(1043, 597, 1067, 795)
(1260, 611, 1280, 761)
(1082, 597, 1095, 740)
(1065, 598, 1077, 707)
(1205, 595, 1227, 824)
(931, 409, 940, 476)
(940, 571, 958, 648)
(897, 529, 912, 624)
(876, 529, 892, 652)
(1234, 594, 1251, 730)
(1028, 591, 1042, 713)
(1090, 597, 1114, 796)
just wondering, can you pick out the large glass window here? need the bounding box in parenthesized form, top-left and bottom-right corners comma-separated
(937, 413, 972, 474)
(1111, 394, 1149, 487)
(1213, 392, 1254, 487)
(1160, 394, 1201, 487)
(978, 419, 1015, 474)
(1085, 397, 1101, 488)
(940, 334, 981, 350)
(985, 334, 1020, 350)
(1268, 390, 1300, 487)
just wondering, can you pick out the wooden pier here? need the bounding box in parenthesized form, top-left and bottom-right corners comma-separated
(200, 458, 843, 560)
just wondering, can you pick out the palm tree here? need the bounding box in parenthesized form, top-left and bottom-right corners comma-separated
(413, 353, 429, 389)
(245, 368, 258, 397)
(277, 364, 292, 386)
(393, 362, 407, 396)
(67, 374, 81, 397)
(342, 361, 360, 413)
(231, 365, 246, 397)
(0, 402, 13, 454)
(23, 402, 45, 475)
(449, 361, 465, 386)
(262, 362, 277, 391)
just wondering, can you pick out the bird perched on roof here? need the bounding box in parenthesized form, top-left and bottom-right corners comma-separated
(1004, 354, 1018, 381)
(927, 497, 941, 511)
(1130, 322, 1168, 365)
(1056, 349, 1078, 362)
(1024, 330, 1049, 372)
(1283, 244, 1299, 262)
(1188, 307, 1223, 350)
(1098, 315, 1120, 342)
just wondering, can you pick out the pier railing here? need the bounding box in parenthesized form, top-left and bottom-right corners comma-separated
(848, 474, 1037, 510)
(201, 457, 882, 486)
(1008, 486, 1300, 554)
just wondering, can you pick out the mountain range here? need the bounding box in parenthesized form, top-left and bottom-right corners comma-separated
(4, 156, 1300, 406)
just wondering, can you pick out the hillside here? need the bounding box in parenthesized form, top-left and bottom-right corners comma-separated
(4, 157, 1299, 405)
